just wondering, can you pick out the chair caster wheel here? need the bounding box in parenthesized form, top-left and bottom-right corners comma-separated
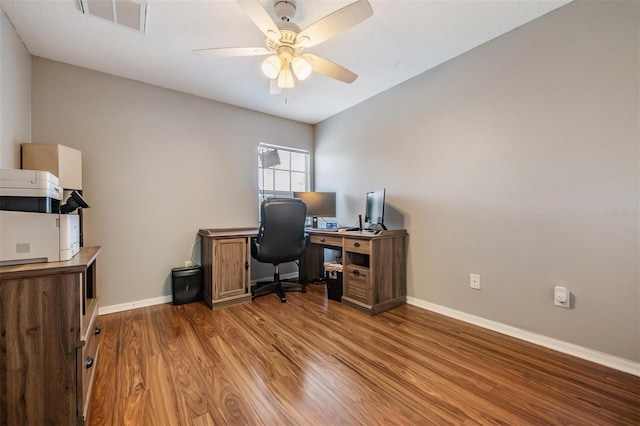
(281, 297, 286, 303)
(301, 287, 307, 293)
(251, 294, 256, 301)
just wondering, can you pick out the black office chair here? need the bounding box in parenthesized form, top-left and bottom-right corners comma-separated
(251, 197, 308, 303)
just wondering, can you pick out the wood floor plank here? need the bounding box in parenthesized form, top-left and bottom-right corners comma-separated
(90, 284, 639, 425)
(141, 353, 181, 426)
(381, 306, 635, 420)
(145, 308, 206, 425)
(256, 296, 516, 423)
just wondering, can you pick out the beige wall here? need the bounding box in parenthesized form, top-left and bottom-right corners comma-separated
(315, 1, 639, 362)
(0, 7, 30, 168)
(31, 58, 313, 307)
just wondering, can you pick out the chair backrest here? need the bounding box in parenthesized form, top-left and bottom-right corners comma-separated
(254, 198, 307, 264)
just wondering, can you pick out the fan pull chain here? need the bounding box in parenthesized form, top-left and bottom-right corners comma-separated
(282, 83, 298, 105)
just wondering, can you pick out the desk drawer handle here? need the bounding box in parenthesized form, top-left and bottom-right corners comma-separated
(320, 238, 326, 243)
(352, 270, 360, 277)
(95, 326, 101, 335)
(353, 242, 360, 248)
(86, 356, 94, 369)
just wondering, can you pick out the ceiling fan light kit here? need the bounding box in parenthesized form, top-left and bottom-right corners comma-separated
(278, 66, 295, 89)
(261, 55, 282, 79)
(291, 56, 312, 80)
(194, 0, 373, 93)
(262, 51, 311, 88)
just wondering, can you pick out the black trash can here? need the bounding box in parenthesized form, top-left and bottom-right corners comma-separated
(171, 266, 202, 305)
(326, 269, 343, 302)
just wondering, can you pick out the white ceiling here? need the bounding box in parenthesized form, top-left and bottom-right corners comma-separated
(2, 0, 571, 124)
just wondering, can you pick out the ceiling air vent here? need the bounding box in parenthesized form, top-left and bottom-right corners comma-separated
(79, 0, 148, 33)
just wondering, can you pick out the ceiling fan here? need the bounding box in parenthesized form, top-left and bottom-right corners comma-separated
(193, 0, 373, 94)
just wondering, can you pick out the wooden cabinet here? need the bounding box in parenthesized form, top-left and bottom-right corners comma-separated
(213, 238, 248, 299)
(199, 228, 255, 309)
(302, 230, 408, 315)
(0, 246, 102, 425)
(342, 232, 407, 314)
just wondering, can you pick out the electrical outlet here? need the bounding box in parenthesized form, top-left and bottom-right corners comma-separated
(554, 286, 570, 308)
(184, 260, 193, 267)
(470, 273, 480, 290)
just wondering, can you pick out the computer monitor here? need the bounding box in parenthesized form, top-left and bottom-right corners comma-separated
(364, 188, 387, 230)
(293, 192, 336, 228)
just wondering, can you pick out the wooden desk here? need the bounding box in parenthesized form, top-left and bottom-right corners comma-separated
(0, 246, 102, 425)
(198, 228, 258, 309)
(300, 229, 408, 315)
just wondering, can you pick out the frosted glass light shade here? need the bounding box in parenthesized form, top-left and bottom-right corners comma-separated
(291, 56, 312, 80)
(261, 55, 282, 79)
(277, 67, 294, 88)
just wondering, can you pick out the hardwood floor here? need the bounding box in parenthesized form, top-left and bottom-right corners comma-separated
(89, 284, 639, 425)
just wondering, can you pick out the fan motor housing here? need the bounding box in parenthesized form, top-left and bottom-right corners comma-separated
(267, 26, 302, 54)
(274, 1, 296, 21)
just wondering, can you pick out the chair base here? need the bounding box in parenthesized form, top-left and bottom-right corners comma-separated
(252, 281, 287, 302)
(251, 267, 306, 303)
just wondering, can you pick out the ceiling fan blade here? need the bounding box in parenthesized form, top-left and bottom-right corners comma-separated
(295, 0, 373, 48)
(238, 0, 281, 43)
(269, 79, 283, 95)
(193, 47, 271, 57)
(305, 54, 357, 84)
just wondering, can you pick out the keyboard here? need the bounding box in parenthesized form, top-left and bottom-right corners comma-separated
(305, 228, 339, 232)
(305, 227, 360, 232)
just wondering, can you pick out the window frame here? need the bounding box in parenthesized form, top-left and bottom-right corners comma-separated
(257, 143, 311, 206)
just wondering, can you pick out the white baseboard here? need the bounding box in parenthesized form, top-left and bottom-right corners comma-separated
(407, 296, 640, 377)
(250, 272, 298, 285)
(99, 273, 301, 315)
(99, 295, 172, 315)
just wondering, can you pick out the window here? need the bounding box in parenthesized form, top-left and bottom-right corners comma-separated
(257, 143, 310, 208)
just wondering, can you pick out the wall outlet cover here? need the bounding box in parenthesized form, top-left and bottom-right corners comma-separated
(470, 273, 480, 290)
(554, 285, 570, 308)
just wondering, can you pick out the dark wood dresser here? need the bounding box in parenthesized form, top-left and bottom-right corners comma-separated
(0, 246, 102, 425)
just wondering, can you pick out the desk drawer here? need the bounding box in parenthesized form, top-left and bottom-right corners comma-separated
(81, 321, 100, 419)
(310, 234, 343, 247)
(344, 238, 370, 254)
(344, 266, 371, 305)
